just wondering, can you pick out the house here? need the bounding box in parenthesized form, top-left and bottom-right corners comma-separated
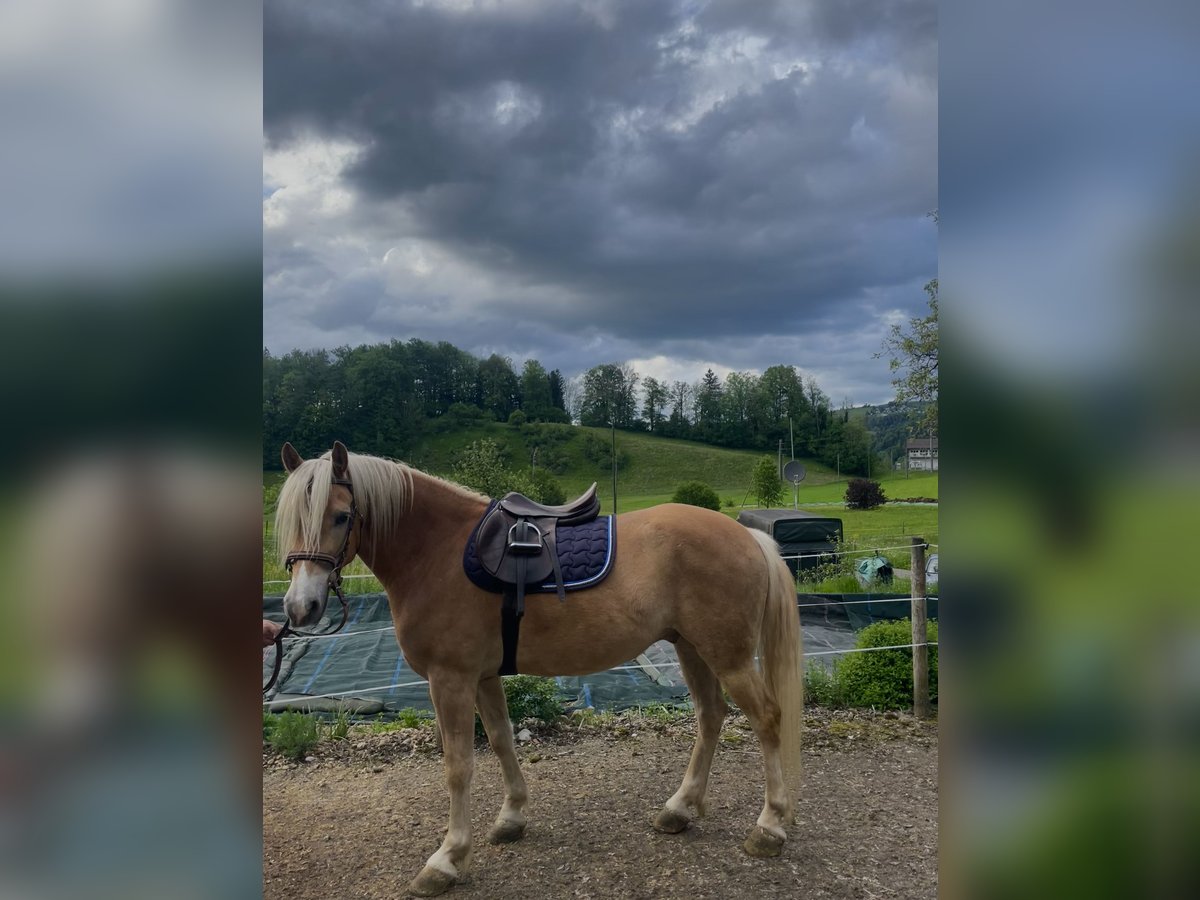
(906, 437, 938, 471)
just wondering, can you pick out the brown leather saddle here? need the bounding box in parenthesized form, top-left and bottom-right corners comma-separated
(475, 483, 601, 674)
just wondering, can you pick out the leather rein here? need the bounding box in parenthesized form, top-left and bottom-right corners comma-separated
(263, 476, 358, 694)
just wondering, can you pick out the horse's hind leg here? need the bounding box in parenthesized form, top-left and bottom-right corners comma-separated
(653, 638, 728, 834)
(476, 675, 529, 844)
(719, 664, 792, 858)
(409, 671, 477, 897)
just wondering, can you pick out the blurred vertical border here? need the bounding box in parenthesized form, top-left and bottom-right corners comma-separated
(942, 1, 1200, 898)
(0, 1, 262, 897)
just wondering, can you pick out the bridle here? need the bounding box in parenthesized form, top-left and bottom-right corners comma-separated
(264, 475, 359, 694)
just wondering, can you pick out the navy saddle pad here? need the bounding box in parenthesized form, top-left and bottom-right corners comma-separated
(463, 502, 616, 594)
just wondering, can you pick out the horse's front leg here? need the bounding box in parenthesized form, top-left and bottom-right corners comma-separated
(476, 675, 529, 843)
(409, 671, 478, 897)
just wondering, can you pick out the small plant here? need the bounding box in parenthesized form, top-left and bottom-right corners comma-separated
(804, 664, 845, 707)
(845, 478, 887, 510)
(834, 618, 938, 710)
(671, 480, 721, 511)
(327, 704, 351, 741)
(396, 707, 429, 728)
(369, 707, 430, 731)
(503, 675, 563, 724)
(268, 711, 320, 761)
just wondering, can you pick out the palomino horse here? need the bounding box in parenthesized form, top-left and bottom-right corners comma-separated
(276, 441, 803, 897)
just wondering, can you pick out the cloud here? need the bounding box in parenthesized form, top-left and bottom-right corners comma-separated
(263, 0, 937, 404)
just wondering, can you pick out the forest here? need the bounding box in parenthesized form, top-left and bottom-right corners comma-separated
(262, 338, 913, 475)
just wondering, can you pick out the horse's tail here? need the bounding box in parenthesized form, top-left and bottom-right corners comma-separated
(747, 528, 804, 805)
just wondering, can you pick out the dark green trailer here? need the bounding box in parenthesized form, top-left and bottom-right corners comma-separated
(736, 508, 844, 577)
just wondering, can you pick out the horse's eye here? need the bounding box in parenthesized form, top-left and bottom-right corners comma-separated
(334, 512, 351, 526)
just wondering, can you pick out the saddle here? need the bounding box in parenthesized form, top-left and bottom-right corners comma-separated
(474, 483, 601, 675)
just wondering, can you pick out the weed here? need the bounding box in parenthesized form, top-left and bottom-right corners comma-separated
(268, 711, 320, 761)
(327, 704, 351, 741)
(503, 675, 563, 725)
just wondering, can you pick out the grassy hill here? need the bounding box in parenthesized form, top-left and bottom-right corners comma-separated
(263, 424, 937, 592)
(266, 421, 936, 534)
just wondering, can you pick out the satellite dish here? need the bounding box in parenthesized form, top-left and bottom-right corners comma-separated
(783, 460, 806, 484)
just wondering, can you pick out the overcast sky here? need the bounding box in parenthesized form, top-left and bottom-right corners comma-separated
(263, 0, 936, 406)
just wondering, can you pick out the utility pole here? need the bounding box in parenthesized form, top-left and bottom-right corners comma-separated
(778, 440, 783, 479)
(610, 421, 618, 514)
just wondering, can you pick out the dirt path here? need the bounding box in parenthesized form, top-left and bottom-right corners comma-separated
(264, 709, 937, 899)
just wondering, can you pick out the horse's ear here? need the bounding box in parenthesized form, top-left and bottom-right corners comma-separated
(331, 441, 350, 480)
(281, 442, 304, 473)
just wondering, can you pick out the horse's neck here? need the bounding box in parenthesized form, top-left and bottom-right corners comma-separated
(359, 470, 486, 588)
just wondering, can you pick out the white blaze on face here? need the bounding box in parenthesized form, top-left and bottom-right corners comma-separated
(283, 561, 330, 626)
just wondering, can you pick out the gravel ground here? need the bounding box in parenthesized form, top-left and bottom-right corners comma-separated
(264, 708, 937, 899)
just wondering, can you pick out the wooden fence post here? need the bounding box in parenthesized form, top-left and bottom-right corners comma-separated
(910, 537, 930, 718)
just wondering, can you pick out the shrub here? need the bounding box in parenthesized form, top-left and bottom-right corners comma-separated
(507, 409, 528, 427)
(845, 478, 887, 509)
(268, 711, 320, 760)
(529, 468, 567, 505)
(834, 618, 938, 710)
(503, 675, 563, 724)
(671, 480, 721, 510)
(581, 432, 630, 471)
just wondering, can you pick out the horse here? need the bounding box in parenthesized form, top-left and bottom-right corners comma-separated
(275, 440, 803, 897)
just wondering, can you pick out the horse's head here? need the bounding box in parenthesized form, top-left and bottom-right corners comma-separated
(276, 440, 363, 627)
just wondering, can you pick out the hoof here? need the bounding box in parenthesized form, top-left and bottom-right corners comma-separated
(652, 807, 691, 834)
(408, 866, 456, 897)
(487, 820, 527, 844)
(743, 825, 785, 858)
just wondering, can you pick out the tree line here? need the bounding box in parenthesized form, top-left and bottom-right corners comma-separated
(263, 338, 881, 475)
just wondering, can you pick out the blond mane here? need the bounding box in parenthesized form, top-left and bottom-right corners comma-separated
(274, 451, 416, 564)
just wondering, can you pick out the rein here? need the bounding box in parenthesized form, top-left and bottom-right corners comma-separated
(264, 476, 358, 694)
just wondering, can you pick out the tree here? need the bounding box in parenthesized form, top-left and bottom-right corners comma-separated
(694, 368, 723, 442)
(880, 212, 938, 435)
(476, 354, 520, 421)
(665, 380, 693, 438)
(450, 439, 537, 500)
(879, 278, 938, 435)
(719, 370, 758, 446)
(519, 359, 565, 421)
(751, 456, 784, 507)
(641, 376, 668, 432)
(547, 369, 567, 414)
(579, 363, 639, 428)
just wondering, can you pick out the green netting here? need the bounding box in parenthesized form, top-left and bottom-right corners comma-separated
(263, 592, 935, 715)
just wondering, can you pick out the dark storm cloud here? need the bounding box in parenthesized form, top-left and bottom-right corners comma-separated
(264, 0, 936, 402)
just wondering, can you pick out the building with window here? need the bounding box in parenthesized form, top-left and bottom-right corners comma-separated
(906, 437, 938, 471)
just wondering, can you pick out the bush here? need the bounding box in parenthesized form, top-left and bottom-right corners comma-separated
(581, 432, 630, 471)
(845, 478, 887, 509)
(834, 618, 938, 710)
(507, 409, 528, 427)
(503, 675, 563, 724)
(671, 480, 721, 510)
(267, 711, 320, 760)
(529, 468, 567, 505)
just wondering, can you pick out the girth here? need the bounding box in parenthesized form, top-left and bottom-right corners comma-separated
(472, 484, 601, 675)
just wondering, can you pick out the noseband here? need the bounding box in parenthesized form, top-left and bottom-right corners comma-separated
(264, 476, 359, 694)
